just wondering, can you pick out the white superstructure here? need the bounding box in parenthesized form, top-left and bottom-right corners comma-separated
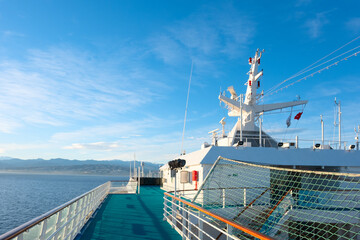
(160, 49, 360, 193)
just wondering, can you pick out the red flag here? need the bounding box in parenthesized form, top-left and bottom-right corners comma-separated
(294, 112, 303, 120)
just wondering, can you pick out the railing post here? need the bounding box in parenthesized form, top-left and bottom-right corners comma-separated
(64, 204, 73, 236)
(182, 202, 186, 239)
(163, 197, 166, 221)
(55, 211, 62, 231)
(222, 189, 226, 208)
(243, 188, 246, 206)
(138, 167, 141, 194)
(198, 212, 203, 240)
(172, 197, 176, 228)
(187, 205, 191, 239)
(227, 223, 233, 240)
(39, 218, 47, 240)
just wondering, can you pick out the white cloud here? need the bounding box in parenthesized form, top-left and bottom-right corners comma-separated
(2, 30, 25, 38)
(0, 116, 23, 133)
(149, 35, 185, 64)
(0, 47, 166, 133)
(64, 142, 120, 151)
(304, 12, 329, 39)
(51, 117, 162, 143)
(149, 4, 254, 64)
(295, 0, 312, 7)
(346, 18, 360, 34)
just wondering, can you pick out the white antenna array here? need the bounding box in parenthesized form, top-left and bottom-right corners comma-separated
(334, 98, 341, 149)
(219, 117, 226, 137)
(208, 129, 219, 146)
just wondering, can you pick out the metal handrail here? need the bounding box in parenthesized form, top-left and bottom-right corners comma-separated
(216, 188, 269, 240)
(0, 181, 110, 240)
(164, 192, 274, 240)
(258, 188, 293, 231)
(235, 188, 270, 219)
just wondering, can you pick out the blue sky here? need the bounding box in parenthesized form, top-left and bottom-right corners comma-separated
(0, 0, 359, 163)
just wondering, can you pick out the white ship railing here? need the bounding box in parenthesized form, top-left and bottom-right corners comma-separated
(218, 135, 358, 150)
(109, 179, 138, 194)
(0, 180, 138, 240)
(163, 192, 273, 240)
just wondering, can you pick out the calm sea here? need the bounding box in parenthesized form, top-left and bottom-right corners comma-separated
(0, 173, 128, 235)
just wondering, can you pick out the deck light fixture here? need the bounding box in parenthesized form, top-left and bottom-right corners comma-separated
(168, 159, 186, 170)
(168, 159, 186, 197)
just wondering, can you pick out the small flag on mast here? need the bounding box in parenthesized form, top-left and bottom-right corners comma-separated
(286, 108, 293, 128)
(286, 114, 291, 128)
(294, 112, 303, 120)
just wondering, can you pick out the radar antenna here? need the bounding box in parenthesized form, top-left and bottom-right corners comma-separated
(219, 117, 226, 137)
(208, 129, 219, 146)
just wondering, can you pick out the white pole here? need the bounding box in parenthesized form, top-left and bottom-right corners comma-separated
(130, 161, 132, 179)
(240, 94, 243, 142)
(295, 135, 298, 149)
(134, 153, 136, 177)
(335, 98, 341, 149)
(321, 115, 324, 147)
(181, 61, 193, 155)
(243, 188, 246, 206)
(356, 125, 359, 151)
(259, 115, 262, 147)
(141, 162, 144, 177)
(138, 167, 140, 194)
(339, 101, 341, 149)
(174, 170, 177, 197)
(222, 189, 225, 208)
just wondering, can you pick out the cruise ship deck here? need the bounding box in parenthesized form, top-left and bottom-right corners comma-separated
(78, 186, 181, 240)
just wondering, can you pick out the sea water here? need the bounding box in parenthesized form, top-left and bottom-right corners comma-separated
(0, 173, 127, 235)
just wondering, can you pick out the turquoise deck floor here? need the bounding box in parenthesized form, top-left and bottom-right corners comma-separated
(79, 186, 181, 240)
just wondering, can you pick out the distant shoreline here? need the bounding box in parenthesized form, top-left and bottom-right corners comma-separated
(0, 170, 129, 177)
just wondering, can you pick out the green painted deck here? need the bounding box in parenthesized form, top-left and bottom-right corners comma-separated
(79, 186, 181, 240)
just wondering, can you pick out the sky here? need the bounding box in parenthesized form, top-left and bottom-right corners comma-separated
(0, 0, 359, 163)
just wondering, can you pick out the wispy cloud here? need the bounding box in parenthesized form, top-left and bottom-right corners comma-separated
(295, 0, 312, 7)
(149, 35, 185, 64)
(304, 12, 329, 39)
(50, 117, 215, 162)
(2, 30, 25, 38)
(346, 17, 360, 34)
(51, 118, 157, 143)
(149, 4, 254, 65)
(306, 75, 360, 99)
(64, 142, 120, 151)
(0, 47, 166, 133)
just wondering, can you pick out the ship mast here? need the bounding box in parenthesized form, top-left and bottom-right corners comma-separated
(219, 49, 308, 143)
(244, 49, 263, 106)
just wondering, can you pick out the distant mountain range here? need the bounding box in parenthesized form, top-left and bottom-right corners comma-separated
(0, 157, 162, 176)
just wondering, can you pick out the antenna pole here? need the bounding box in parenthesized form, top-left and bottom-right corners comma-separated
(335, 98, 341, 149)
(339, 101, 341, 149)
(321, 115, 324, 147)
(180, 61, 193, 155)
(259, 114, 262, 147)
(141, 162, 144, 177)
(355, 125, 359, 151)
(240, 94, 243, 141)
(134, 153, 136, 177)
